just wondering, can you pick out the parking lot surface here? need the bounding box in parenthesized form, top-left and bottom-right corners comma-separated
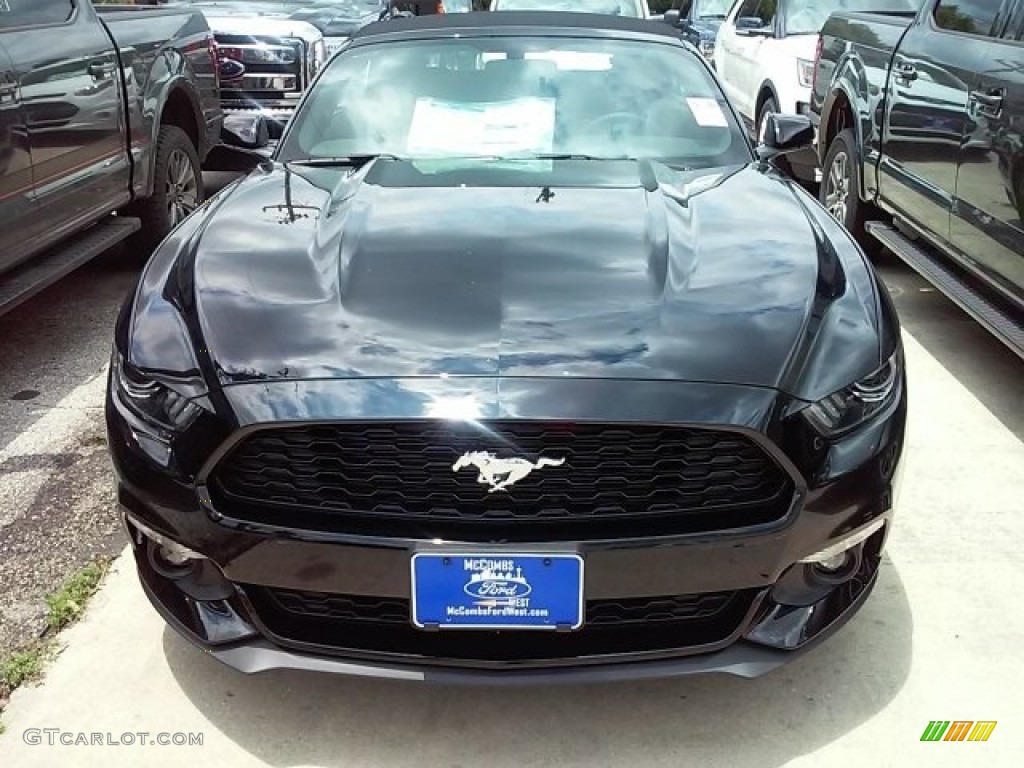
(0, 239, 1022, 765)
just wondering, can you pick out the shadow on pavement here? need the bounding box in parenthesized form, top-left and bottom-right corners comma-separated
(165, 561, 912, 767)
(875, 251, 1024, 441)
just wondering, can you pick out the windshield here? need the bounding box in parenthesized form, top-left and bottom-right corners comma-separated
(695, 0, 733, 18)
(278, 36, 749, 167)
(785, 0, 920, 35)
(493, 0, 646, 17)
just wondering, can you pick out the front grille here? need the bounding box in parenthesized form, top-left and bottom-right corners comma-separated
(243, 586, 759, 666)
(208, 421, 793, 540)
(215, 34, 305, 105)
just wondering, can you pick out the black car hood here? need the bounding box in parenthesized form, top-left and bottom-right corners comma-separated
(163, 159, 882, 398)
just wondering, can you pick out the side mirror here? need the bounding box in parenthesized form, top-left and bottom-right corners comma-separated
(204, 115, 272, 173)
(222, 114, 270, 150)
(756, 113, 815, 162)
(736, 17, 772, 36)
(662, 9, 681, 26)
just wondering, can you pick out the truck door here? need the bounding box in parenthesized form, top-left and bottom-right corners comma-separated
(0, 31, 37, 273)
(878, 0, 995, 245)
(950, 0, 1024, 304)
(2, 0, 129, 252)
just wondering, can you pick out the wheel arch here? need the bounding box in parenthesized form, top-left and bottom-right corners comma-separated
(819, 87, 865, 200)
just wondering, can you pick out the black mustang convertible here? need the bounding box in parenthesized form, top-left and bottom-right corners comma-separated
(107, 12, 907, 683)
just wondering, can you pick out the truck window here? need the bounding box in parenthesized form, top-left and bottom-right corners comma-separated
(0, 0, 73, 28)
(735, 0, 773, 27)
(933, 0, 1001, 36)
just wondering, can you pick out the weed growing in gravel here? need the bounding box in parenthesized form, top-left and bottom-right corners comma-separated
(0, 556, 112, 731)
(45, 559, 109, 631)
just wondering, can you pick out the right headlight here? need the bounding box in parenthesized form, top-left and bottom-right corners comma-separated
(802, 351, 902, 436)
(112, 351, 202, 433)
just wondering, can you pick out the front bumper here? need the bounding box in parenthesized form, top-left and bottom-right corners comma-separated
(108, 377, 904, 683)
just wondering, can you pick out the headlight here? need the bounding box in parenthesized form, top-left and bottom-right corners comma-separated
(324, 37, 349, 57)
(797, 57, 815, 87)
(802, 351, 901, 436)
(308, 38, 326, 79)
(113, 353, 201, 432)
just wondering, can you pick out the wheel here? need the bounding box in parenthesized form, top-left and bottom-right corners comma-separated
(756, 96, 777, 143)
(820, 127, 880, 255)
(128, 125, 202, 251)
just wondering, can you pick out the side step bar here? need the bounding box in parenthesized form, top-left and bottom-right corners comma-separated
(866, 221, 1024, 360)
(0, 215, 141, 317)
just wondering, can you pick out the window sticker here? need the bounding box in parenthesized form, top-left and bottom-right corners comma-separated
(685, 97, 728, 127)
(406, 97, 556, 157)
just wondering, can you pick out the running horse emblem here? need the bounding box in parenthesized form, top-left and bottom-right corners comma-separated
(451, 451, 565, 493)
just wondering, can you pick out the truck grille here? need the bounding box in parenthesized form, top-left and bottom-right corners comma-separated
(214, 34, 305, 114)
(207, 421, 794, 540)
(242, 586, 760, 666)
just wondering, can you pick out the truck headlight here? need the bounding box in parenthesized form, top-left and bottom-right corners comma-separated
(324, 37, 349, 57)
(113, 353, 201, 432)
(802, 351, 902, 436)
(797, 58, 815, 87)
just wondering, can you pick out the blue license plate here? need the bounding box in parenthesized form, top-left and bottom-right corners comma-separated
(411, 553, 584, 630)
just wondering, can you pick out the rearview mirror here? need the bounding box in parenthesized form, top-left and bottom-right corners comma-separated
(662, 9, 681, 26)
(756, 113, 814, 162)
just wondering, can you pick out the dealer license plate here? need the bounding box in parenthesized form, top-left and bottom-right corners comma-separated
(410, 553, 584, 630)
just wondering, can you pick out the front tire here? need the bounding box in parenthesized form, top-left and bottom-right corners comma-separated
(756, 96, 777, 143)
(128, 125, 202, 251)
(820, 128, 879, 255)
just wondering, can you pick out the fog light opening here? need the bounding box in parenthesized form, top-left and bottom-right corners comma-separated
(147, 539, 199, 580)
(809, 545, 863, 586)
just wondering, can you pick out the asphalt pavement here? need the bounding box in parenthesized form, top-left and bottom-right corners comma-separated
(0, 192, 1021, 766)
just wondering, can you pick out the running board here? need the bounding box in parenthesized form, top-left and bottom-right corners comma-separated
(866, 221, 1024, 359)
(0, 216, 141, 316)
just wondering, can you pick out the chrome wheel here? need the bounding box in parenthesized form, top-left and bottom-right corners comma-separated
(824, 150, 850, 223)
(166, 148, 198, 226)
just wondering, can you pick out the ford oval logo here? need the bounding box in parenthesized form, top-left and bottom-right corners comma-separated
(219, 58, 245, 81)
(464, 578, 532, 600)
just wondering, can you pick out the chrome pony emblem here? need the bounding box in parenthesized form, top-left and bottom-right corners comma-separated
(452, 451, 565, 493)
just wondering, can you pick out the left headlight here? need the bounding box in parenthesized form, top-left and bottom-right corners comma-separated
(113, 353, 202, 432)
(802, 351, 902, 436)
(324, 36, 349, 58)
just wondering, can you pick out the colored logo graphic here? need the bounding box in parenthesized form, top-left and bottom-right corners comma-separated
(920, 721, 997, 742)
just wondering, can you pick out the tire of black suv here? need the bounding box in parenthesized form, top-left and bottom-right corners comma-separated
(821, 128, 879, 255)
(128, 125, 203, 251)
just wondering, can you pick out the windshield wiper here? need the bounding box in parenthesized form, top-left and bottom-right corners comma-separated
(286, 154, 400, 168)
(523, 153, 635, 161)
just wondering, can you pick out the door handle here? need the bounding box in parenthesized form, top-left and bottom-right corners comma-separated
(969, 88, 1004, 114)
(894, 61, 917, 83)
(88, 61, 116, 79)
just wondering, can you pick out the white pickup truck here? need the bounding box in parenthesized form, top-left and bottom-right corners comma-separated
(713, 0, 920, 182)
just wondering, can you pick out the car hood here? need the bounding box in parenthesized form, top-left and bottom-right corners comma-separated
(159, 159, 882, 398)
(190, 1, 373, 35)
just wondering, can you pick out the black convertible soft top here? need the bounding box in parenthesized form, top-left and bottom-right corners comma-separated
(355, 10, 683, 40)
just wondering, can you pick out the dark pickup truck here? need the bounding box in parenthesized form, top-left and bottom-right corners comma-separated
(811, 0, 1024, 357)
(1, 0, 221, 315)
